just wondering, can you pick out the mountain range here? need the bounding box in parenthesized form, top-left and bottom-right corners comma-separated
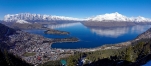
(3, 12, 151, 23)
(4, 13, 82, 23)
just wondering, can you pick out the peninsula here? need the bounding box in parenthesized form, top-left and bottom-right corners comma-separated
(44, 29, 69, 35)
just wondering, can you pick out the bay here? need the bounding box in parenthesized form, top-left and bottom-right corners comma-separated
(24, 22, 151, 49)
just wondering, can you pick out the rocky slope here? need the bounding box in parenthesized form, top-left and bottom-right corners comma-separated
(135, 27, 151, 40)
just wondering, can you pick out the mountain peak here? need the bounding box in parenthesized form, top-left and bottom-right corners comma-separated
(90, 12, 127, 21)
(115, 12, 119, 14)
(111, 12, 120, 15)
(89, 12, 151, 22)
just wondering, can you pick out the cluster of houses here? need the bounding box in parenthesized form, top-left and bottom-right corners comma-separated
(8, 31, 75, 64)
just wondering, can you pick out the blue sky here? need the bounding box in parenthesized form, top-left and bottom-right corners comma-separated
(0, 0, 151, 19)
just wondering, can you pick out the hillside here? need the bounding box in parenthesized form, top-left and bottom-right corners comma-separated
(136, 28, 151, 40)
(2, 22, 43, 30)
(83, 22, 151, 28)
(0, 23, 33, 66)
(0, 23, 16, 39)
(0, 49, 33, 66)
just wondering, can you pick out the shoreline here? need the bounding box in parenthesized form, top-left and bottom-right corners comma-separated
(50, 40, 132, 52)
(44, 29, 70, 35)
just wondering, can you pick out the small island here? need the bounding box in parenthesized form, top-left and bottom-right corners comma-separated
(44, 29, 70, 35)
(52, 37, 79, 43)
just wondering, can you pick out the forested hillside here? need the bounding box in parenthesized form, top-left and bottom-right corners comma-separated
(0, 49, 33, 66)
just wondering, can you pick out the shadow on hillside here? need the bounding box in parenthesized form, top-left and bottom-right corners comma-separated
(83, 58, 132, 66)
(0, 49, 33, 66)
(84, 54, 151, 66)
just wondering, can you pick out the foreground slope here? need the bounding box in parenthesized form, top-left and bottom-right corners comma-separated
(0, 50, 33, 66)
(0, 23, 33, 66)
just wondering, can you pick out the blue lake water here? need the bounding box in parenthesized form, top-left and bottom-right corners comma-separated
(143, 60, 151, 66)
(24, 22, 151, 49)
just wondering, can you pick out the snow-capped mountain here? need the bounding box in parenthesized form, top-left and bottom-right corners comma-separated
(4, 13, 83, 22)
(3, 12, 151, 23)
(88, 12, 151, 22)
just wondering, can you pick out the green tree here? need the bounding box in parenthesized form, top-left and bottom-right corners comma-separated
(67, 56, 77, 66)
(125, 46, 134, 62)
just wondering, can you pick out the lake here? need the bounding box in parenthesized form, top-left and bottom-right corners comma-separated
(24, 22, 151, 49)
(143, 60, 151, 66)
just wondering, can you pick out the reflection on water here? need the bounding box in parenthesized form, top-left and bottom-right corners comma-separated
(90, 25, 151, 38)
(91, 27, 129, 38)
(46, 22, 151, 38)
(130, 25, 151, 34)
(47, 22, 79, 29)
(143, 60, 151, 66)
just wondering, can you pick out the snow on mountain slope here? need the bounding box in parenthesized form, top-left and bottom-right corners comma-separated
(90, 12, 128, 21)
(88, 12, 151, 22)
(16, 20, 31, 24)
(4, 13, 82, 22)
